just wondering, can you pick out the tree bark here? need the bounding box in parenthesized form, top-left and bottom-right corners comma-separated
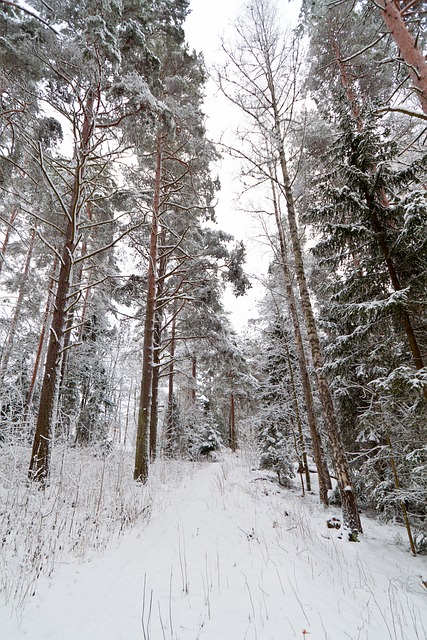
(332, 34, 426, 390)
(150, 228, 167, 461)
(375, 0, 427, 114)
(24, 254, 59, 415)
(0, 225, 37, 386)
(277, 143, 361, 531)
(191, 354, 197, 403)
(270, 172, 331, 505)
(229, 389, 237, 452)
(165, 309, 176, 455)
(134, 128, 162, 482)
(29, 91, 94, 484)
(284, 341, 311, 493)
(0, 208, 18, 279)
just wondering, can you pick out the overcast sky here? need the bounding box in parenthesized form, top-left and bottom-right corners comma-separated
(184, 1, 301, 332)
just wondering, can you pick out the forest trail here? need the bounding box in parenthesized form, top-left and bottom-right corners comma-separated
(1, 453, 427, 640)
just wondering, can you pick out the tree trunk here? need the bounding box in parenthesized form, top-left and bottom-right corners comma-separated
(270, 172, 331, 505)
(370, 205, 425, 376)
(150, 228, 167, 461)
(24, 254, 59, 415)
(29, 91, 94, 484)
(165, 310, 176, 455)
(191, 354, 197, 403)
(284, 340, 311, 493)
(59, 219, 90, 400)
(28, 221, 74, 482)
(229, 390, 237, 452)
(0, 225, 37, 386)
(277, 145, 361, 531)
(0, 208, 18, 279)
(134, 128, 162, 482)
(375, 0, 427, 114)
(332, 31, 426, 395)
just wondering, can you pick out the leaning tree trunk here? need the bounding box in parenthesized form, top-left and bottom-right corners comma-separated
(266, 56, 361, 528)
(332, 35, 426, 397)
(134, 129, 162, 482)
(270, 172, 331, 505)
(277, 143, 362, 532)
(29, 92, 94, 484)
(0, 208, 18, 279)
(0, 225, 37, 386)
(375, 0, 427, 114)
(24, 254, 59, 416)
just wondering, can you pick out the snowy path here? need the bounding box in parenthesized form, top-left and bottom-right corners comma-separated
(1, 454, 426, 640)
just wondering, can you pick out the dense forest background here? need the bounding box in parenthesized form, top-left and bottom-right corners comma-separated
(0, 0, 426, 599)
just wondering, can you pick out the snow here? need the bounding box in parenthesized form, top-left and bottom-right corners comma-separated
(1, 452, 426, 640)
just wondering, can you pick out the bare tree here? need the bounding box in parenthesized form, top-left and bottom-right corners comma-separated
(219, 0, 362, 531)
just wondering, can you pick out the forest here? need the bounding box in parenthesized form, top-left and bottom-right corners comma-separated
(0, 0, 426, 635)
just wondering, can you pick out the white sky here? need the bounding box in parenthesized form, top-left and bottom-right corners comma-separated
(184, 0, 301, 332)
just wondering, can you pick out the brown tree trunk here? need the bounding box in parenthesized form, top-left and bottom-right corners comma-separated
(284, 340, 311, 493)
(24, 255, 59, 415)
(277, 143, 361, 531)
(375, 0, 427, 114)
(29, 92, 94, 484)
(270, 173, 331, 505)
(332, 34, 426, 389)
(29, 221, 74, 482)
(0, 225, 37, 385)
(150, 228, 167, 461)
(191, 354, 197, 403)
(369, 205, 425, 377)
(165, 310, 176, 454)
(134, 128, 162, 482)
(229, 390, 237, 452)
(59, 212, 91, 397)
(0, 208, 18, 279)
(278, 146, 361, 531)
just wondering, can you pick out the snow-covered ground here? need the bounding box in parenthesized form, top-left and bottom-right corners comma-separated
(1, 451, 426, 640)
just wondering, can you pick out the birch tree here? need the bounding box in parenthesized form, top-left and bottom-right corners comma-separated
(219, 0, 362, 531)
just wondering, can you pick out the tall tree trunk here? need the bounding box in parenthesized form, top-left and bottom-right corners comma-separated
(24, 254, 59, 415)
(29, 221, 75, 482)
(0, 225, 37, 385)
(29, 92, 94, 484)
(165, 310, 176, 455)
(265, 50, 361, 526)
(270, 172, 331, 505)
(229, 388, 237, 452)
(369, 204, 426, 382)
(59, 207, 91, 399)
(375, 0, 427, 114)
(134, 129, 162, 482)
(191, 354, 197, 403)
(278, 145, 361, 531)
(278, 144, 361, 530)
(0, 208, 18, 279)
(150, 228, 167, 461)
(332, 34, 426, 391)
(283, 339, 311, 493)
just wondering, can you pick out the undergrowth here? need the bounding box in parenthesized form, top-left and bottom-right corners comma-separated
(0, 443, 152, 614)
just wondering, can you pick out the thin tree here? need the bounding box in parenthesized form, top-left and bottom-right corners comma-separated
(220, 0, 361, 531)
(269, 171, 331, 504)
